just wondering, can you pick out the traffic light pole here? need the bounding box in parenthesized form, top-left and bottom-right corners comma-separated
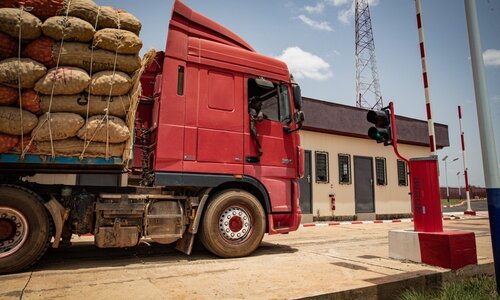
(387, 102, 409, 165)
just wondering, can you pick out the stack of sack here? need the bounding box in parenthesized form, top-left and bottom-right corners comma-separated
(0, 0, 143, 159)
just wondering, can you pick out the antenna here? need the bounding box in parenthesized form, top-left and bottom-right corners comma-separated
(355, 0, 383, 110)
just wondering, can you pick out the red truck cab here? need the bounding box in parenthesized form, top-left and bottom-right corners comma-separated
(137, 0, 304, 235)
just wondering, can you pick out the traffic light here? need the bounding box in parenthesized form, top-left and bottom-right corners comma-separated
(367, 108, 392, 145)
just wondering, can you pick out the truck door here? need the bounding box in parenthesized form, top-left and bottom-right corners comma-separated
(183, 67, 244, 174)
(244, 78, 296, 212)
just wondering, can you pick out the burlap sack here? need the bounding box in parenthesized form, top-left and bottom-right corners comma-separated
(58, 0, 98, 26)
(86, 71, 131, 96)
(0, 85, 17, 105)
(0, 8, 42, 40)
(42, 16, 95, 42)
(19, 90, 41, 114)
(0, 58, 47, 89)
(0, 106, 38, 135)
(0, 0, 64, 21)
(35, 66, 90, 95)
(96, 6, 141, 35)
(36, 137, 124, 157)
(93, 28, 142, 55)
(77, 114, 130, 143)
(12, 135, 37, 153)
(40, 93, 130, 118)
(0, 133, 19, 153)
(24, 38, 142, 74)
(0, 32, 17, 60)
(32, 112, 84, 141)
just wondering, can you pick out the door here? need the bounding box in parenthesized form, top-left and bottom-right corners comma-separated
(298, 150, 312, 214)
(354, 156, 375, 213)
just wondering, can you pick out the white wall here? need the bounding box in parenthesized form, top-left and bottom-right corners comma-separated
(300, 130, 432, 218)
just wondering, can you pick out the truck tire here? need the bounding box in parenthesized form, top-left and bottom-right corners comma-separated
(0, 185, 52, 274)
(200, 189, 265, 258)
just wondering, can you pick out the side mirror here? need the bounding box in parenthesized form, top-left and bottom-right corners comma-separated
(292, 84, 302, 110)
(284, 110, 305, 133)
(255, 77, 274, 89)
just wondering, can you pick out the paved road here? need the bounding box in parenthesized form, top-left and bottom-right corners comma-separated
(0, 217, 493, 300)
(442, 199, 488, 213)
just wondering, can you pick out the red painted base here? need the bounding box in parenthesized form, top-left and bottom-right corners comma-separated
(419, 231, 477, 270)
(464, 210, 477, 216)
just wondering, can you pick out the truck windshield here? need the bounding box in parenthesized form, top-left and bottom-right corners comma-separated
(248, 79, 291, 124)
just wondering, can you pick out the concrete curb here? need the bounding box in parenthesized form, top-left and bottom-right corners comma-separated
(298, 262, 494, 300)
(300, 212, 489, 228)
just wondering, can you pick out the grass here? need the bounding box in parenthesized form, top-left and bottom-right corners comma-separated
(441, 198, 464, 207)
(399, 276, 499, 300)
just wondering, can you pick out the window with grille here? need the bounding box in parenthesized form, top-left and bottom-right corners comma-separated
(375, 157, 387, 185)
(315, 151, 329, 183)
(397, 160, 408, 186)
(338, 154, 351, 184)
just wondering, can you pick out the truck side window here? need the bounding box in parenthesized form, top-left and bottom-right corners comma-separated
(248, 79, 291, 124)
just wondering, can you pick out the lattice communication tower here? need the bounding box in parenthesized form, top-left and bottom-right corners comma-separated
(355, 0, 383, 110)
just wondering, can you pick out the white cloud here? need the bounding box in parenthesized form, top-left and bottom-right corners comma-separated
(325, 0, 351, 6)
(336, 0, 379, 24)
(276, 47, 333, 80)
(298, 15, 333, 31)
(483, 49, 500, 67)
(304, 3, 325, 14)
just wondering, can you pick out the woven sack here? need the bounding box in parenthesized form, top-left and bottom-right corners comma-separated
(12, 135, 37, 153)
(96, 6, 141, 34)
(0, 0, 64, 21)
(19, 90, 41, 114)
(0, 32, 18, 60)
(0, 133, 19, 153)
(77, 114, 130, 143)
(58, 0, 98, 25)
(35, 66, 90, 95)
(0, 8, 42, 40)
(42, 16, 95, 42)
(0, 106, 38, 135)
(93, 28, 142, 54)
(32, 112, 84, 141)
(0, 85, 18, 105)
(0, 58, 47, 89)
(40, 93, 130, 118)
(87, 71, 131, 96)
(24, 38, 141, 73)
(36, 137, 124, 157)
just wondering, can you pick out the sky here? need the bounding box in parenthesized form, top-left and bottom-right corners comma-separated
(98, 0, 500, 188)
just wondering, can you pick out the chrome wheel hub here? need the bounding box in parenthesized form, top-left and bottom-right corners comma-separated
(219, 206, 251, 241)
(0, 207, 29, 259)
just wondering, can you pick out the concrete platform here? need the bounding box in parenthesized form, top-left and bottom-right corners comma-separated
(0, 216, 493, 300)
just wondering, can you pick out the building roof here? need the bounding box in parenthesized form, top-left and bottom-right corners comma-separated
(301, 97, 449, 149)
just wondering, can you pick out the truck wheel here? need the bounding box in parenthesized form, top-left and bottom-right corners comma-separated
(200, 189, 265, 258)
(0, 185, 52, 274)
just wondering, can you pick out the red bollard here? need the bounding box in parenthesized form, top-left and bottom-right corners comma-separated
(409, 157, 443, 232)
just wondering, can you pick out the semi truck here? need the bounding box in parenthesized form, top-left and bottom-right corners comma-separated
(0, 0, 304, 274)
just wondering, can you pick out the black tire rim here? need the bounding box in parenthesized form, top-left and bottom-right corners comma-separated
(0, 207, 29, 259)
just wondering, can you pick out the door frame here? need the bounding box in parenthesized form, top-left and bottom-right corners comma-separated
(298, 150, 313, 214)
(354, 156, 375, 213)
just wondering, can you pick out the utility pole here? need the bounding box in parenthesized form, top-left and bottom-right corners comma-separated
(464, 0, 500, 293)
(457, 171, 462, 200)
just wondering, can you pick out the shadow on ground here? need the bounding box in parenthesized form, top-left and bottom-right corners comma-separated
(27, 240, 297, 273)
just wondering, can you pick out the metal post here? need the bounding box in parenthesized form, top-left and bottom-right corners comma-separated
(457, 172, 462, 200)
(458, 105, 473, 212)
(414, 0, 437, 155)
(442, 156, 450, 206)
(464, 0, 500, 293)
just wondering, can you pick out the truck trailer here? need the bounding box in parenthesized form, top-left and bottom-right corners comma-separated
(0, 0, 304, 274)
